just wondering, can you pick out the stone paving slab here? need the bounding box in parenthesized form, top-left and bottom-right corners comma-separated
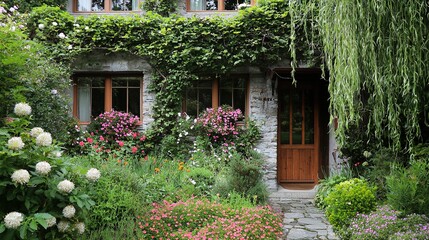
(268, 198, 339, 240)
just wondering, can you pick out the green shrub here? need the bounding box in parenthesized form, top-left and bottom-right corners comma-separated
(315, 173, 350, 209)
(325, 178, 376, 229)
(183, 167, 215, 197)
(386, 160, 429, 215)
(3, 0, 67, 13)
(212, 150, 268, 203)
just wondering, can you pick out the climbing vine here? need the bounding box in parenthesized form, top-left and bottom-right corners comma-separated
(26, 1, 317, 136)
(317, 0, 429, 150)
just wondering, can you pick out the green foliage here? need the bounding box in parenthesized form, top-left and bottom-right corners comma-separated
(318, 0, 429, 150)
(315, 173, 350, 209)
(26, 2, 300, 135)
(80, 217, 144, 240)
(3, 0, 67, 13)
(142, 0, 177, 17)
(386, 160, 429, 215)
(325, 178, 376, 229)
(212, 150, 268, 203)
(0, 107, 98, 239)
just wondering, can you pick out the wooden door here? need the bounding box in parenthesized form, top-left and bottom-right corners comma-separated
(278, 81, 319, 186)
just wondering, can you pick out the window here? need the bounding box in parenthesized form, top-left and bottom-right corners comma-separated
(187, 0, 255, 11)
(74, 0, 140, 12)
(183, 75, 248, 116)
(73, 75, 143, 123)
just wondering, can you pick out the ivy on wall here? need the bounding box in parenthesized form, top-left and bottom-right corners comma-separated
(25, 1, 319, 136)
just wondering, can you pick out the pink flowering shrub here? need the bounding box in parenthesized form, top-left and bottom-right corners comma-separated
(195, 106, 244, 148)
(137, 198, 283, 239)
(87, 110, 139, 142)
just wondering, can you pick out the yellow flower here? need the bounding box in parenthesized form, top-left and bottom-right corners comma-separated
(155, 168, 160, 173)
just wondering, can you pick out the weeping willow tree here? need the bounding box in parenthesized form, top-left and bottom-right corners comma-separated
(315, 0, 429, 150)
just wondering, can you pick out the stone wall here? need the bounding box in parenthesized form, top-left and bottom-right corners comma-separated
(248, 71, 279, 192)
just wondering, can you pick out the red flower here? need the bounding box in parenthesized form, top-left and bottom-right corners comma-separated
(99, 135, 105, 141)
(118, 141, 124, 147)
(87, 137, 93, 144)
(131, 146, 138, 154)
(79, 141, 84, 147)
(140, 135, 146, 141)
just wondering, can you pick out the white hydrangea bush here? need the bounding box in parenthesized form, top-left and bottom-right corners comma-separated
(0, 103, 100, 239)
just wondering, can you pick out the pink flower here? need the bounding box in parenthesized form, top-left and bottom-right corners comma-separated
(132, 146, 138, 154)
(79, 141, 84, 147)
(87, 137, 93, 144)
(118, 141, 124, 147)
(99, 136, 105, 141)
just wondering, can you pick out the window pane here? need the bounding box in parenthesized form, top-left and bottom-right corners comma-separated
(92, 88, 105, 118)
(78, 83, 91, 122)
(220, 78, 233, 89)
(128, 80, 140, 87)
(304, 90, 314, 144)
(292, 91, 302, 144)
(112, 0, 134, 11)
(224, 0, 245, 10)
(128, 88, 140, 116)
(189, 0, 218, 10)
(112, 88, 127, 112)
(199, 89, 212, 113)
(219, 88, 232, 107)
(91, 79, 105, 87)
(186, 89, 198, 116)
(233, 89, 245, 112)
(112, 79, 127, 87)
(280, 91, 290, 144)
(77, 0, 105, 11)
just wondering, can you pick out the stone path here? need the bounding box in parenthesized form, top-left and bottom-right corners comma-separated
(269, 198, 339, 240)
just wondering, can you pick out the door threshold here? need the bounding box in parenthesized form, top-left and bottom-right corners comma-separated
(280, 183, 316, 190)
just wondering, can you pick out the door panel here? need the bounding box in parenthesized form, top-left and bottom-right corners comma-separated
(278, 81, 319, 185)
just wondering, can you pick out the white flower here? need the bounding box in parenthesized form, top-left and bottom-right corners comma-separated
(73, 23, 80, 27)
(62, 205, 76, 218)
(237, 3, 251, 9)
(9, 7, 15, 12)
(7, 137, 25, 150)
(38, 23, 45, 29)
(14, 102, 32, 116)
(10, 26, 16, 32)
(51, 89, 58, 95)
(51, 151, 62, 158)
(35, 161, 51, 175)
(178, 112, 181, 117)
(57, 180, 75, 194)
(52, 22, 58, 26)
(86, 168, 101, 182)
(67, 45, 73, 50)
(46, 216, 56, 228)
(57, 220, 69, 232)
(36, 132, 52, 146)
(58, 32, 66, 39)
(30, 127, 44, 138)
(84, 26, 89, 30)
(189, 178, 196, 185)
(4, 212, 24, 229)
(11, 169, 30, 185)
(74, 222, 85, 234)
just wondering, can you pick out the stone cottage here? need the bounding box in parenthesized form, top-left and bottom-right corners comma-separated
(66, 0, 339, 193)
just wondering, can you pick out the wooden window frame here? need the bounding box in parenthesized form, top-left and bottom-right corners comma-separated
(73, 74, 143, 125)
(182, 75, 249, 117)
(186, 0, 256, 12)
(73, 0, 141, 13)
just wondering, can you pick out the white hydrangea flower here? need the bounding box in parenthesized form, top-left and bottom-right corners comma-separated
(7, 137, 24, 150)
(11, 169, 30, 185)
(51, 89, 58, 95)
(67, 45, 73, 50)
(57, 220, 69, 232)
(52, 22, 58, 26)
(57, 180, 75, 194)
(74, 222, 85, 234)
(36, 132, 52, 146)
(86, 168, 101, 182)
(46, 216, 56, 228)
(4, 212, 24, 229)
(14, 102, 32, 116)
(35, 161, 51, 175)
(30, 127, 44, 138)
(62, 205, 76, 218)
(58, 32, 66, 39)
(38, 23, 45, 29)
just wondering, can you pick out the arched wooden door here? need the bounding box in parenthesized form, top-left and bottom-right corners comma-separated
(278, 80, 319, 187)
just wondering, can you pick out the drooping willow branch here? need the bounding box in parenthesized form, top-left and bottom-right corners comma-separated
(317, 0, 429, 150)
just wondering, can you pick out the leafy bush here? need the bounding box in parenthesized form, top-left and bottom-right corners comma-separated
(325, 178, 376, 229)
(386, 160, 429, 215)
(0, 104, 99, 239)
(344, 205, 429, 240)
(142, 0, 177, 16)
(3, 1, 67, 13)
(136, 198, 283, 239)
(212, 150, 268, 203)
(315, 173, 350, 209)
